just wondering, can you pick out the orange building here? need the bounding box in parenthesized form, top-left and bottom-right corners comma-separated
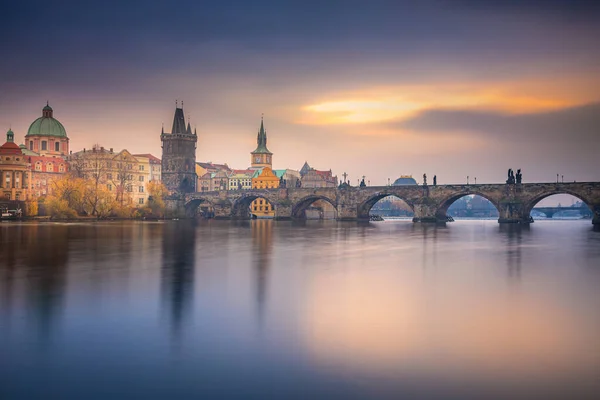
(251, 167, 279, 218)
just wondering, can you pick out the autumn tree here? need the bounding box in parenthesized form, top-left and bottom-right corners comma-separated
(145, 180, 168, 217)
(45, 176, 86, 218)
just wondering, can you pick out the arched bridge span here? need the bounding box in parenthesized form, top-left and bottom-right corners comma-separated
(169, 182, 600, 227)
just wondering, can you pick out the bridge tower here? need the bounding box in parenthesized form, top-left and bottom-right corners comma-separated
(161, 102, 197, 194)
(250, 116, 272, 168)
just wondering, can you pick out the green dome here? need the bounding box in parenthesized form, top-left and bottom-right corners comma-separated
(26, 116, 67, 138)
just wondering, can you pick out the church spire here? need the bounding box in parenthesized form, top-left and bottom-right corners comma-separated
(171, 102, 186, 134)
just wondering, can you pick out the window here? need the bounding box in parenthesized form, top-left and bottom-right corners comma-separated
(126, 185, 132, 192)
(29, 141, 33, 150)
(15, 193, 20, 200)
(107, 162, 112, 168)
(59, 164, 65, 172)
(139, 165, 145, 171)
(139, 176, 144, 182)
(35, 162, 42, 171)
(55, 142, 60, 151)
(139, 186, 144, 193)
(138, 198, 144, 204)
(107, 173, 112, 180)
(107, 184, 112, 191)
(41, 141, 47, 151)
(47, 163, 54, 172)
(4, 192, 10, 200)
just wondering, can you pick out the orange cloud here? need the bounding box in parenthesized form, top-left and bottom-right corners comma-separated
(297, 80, 593, 126)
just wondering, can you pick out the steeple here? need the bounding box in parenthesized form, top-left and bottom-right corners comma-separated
(171, 104, 186, 134)
(252, 116, 271, 154)
(186, 121, 192, 135)
(6, 128, 14, 143)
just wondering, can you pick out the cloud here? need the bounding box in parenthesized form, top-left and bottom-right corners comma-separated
(397, 103, 600, 143)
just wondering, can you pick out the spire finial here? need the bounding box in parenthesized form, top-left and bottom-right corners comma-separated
(46, 100, 49, 106)
(176, 99, 178, 108)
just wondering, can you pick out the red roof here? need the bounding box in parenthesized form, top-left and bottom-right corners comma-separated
(133, 153, 161, 164)
(0, 141, 23, 155)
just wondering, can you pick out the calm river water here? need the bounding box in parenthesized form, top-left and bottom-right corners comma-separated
(1, 220, 600, 399)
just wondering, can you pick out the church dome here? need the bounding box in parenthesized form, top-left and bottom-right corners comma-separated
(392, 175, 417, 185)
(26, 103, 67, 138)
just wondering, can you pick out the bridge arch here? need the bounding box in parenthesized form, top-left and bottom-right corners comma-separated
(524, 190, 594, 220)
(232, 193, 278, 219)
(292, 195, 338, 219)
(185, 197, 215, 218)
(435, 192, 501, 221)
(358, 193, 415, 220)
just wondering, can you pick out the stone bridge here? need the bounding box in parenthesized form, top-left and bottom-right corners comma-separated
(164, 182, 600, 227)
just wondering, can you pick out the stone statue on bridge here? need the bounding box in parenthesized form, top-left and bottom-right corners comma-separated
(423, 173, 427, 186)
(295, 179, 302, 188)
(360, 178, 366, 188)
(433, 175, 437, 186)
(507, 169, 515, 184)
(516, 169, 522, 184)
(279, 176, 286, 188)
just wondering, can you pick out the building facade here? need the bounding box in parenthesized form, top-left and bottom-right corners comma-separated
(229, 169, 255, 190)
(0, 129, 31, 201)
(133, 154, 162, 182)
(68, 146, 155, 206)
(18, 103, 70, 197)
(161, 104, 197, 194)
(251, 167, 279, 218)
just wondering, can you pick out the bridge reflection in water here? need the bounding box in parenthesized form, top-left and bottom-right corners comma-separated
(172, 182, 600, 228)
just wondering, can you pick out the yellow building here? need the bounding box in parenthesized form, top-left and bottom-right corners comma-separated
(251, 167, 279, 218)
(68, 146, 159, 206)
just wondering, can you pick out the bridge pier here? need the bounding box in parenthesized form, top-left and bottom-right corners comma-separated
(212, 200, 233, 220)
(497, 201, 527, 224)
(592, 204, 600, 230)
(165, 197, 188, 219)
(337, 204, 361, 221)
(274, 204, 292, 220)
(413, 200, 440, 223)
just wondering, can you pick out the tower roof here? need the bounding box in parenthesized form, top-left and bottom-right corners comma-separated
(252, 117, 272, 154)
(171, 107, 187, 134)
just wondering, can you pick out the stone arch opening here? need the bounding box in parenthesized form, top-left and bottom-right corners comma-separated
(292, 195, 338, 219)
(233, 194, 276, 219)
(365, 194, 414, 220)
(358, 193, 415, 220)
(185, 198, 215, 218)
(527, 193, 593, 221)
(436, 193, 500, 221)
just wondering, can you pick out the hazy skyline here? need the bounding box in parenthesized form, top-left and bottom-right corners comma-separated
(2, 0, 599, 185)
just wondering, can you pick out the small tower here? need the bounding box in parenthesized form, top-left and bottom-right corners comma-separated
(250, 116, 273, 168)
(161, 103, 198, 193)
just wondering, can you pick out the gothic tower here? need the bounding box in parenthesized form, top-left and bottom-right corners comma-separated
(161, 103, 197, 193)
(250, 117, 272, 168)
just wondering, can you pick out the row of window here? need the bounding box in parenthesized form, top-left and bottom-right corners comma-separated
(30, 140, 63, 152)
(34, 162, 65, 172)
(106, 184, 145, 193)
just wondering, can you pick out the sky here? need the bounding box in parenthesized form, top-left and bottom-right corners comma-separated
(1, 0, 599, 186)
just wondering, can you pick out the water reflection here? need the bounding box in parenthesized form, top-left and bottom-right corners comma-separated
(161, 221, 196, 340)
(0, 224, 69, 341)
(0, 220, 599, 399)
(251, 220, 273, 327)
